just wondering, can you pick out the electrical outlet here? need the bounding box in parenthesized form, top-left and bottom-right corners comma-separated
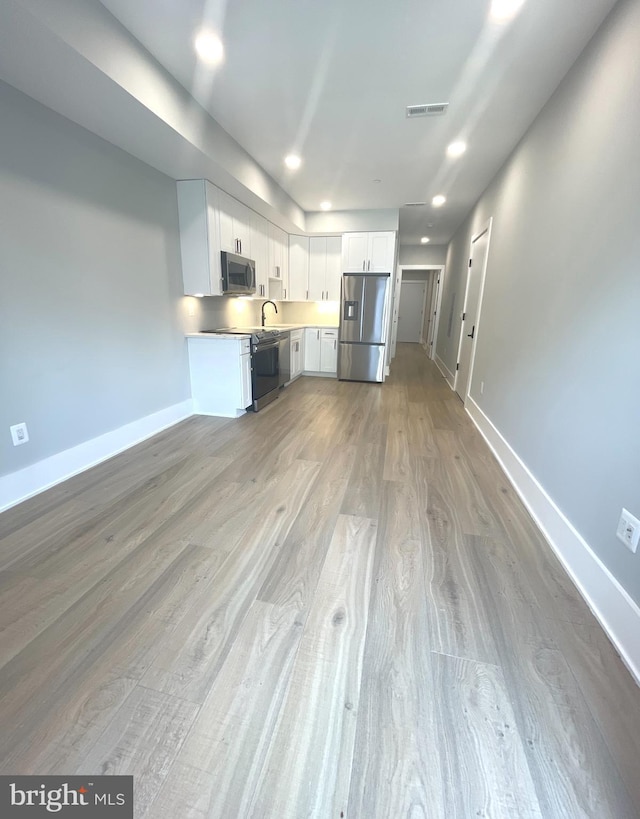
(10, 422, 29, 446)
(616, 508, 640, 553)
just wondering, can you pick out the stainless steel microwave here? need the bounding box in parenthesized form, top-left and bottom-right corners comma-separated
(220, 251, 256, 295)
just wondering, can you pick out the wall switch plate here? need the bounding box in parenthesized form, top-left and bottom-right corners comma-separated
(10, 422, 29, 446)
(616, 508, 640, 553)
(480, 381, 484, 394)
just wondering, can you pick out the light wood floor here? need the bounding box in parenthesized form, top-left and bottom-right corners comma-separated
(1, 343, 639, 818)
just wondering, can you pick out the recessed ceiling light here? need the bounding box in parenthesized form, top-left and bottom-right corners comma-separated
(373, 179, 382, 184)
(447, 140, 467, 158)
(432, 195, 446, 208)
(490, 0, 525, 22)
(420, 237, 430, 244)
(285, 154, 302, 170)
(320, 201, 332, 211)
(194, 30, 224, 65)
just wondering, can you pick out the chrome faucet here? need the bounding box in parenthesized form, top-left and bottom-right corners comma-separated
(261, 300, 278, 327)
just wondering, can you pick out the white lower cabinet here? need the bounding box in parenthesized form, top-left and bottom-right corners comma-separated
(188, 336, 252, 417)
(320, 328, 338, 373)
(303, 327, 338, 375)
(290, 330, 304, 380)
(304, 328, 321, 371)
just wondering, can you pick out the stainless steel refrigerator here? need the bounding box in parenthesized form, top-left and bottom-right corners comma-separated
(338, 272, 391, 382)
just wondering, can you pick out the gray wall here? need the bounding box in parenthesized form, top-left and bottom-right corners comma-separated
(399, 244, 447, 265)
(436, 0, 640, 604)
(0, 81, 190, 477)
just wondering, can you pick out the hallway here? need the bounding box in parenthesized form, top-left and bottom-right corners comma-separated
(1, 343, 639, 817)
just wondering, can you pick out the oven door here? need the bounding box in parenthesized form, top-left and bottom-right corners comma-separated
(251, 340, 280, 410)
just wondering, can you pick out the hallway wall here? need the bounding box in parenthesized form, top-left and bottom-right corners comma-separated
(437, 0, 640, 605)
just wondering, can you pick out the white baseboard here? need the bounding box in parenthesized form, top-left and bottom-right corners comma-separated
(0, 399, 194, 513)
(435, 354, 455, 387)
(465, 396, 640, 685)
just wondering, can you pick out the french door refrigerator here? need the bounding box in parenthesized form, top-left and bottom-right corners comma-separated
(338, 272, 391, 382)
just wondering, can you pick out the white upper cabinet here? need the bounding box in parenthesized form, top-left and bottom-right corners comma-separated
(177, 180, 224, 296)
(342, 231, 396, 273)
(178, 179, 293, 298)
(369, 231, 396, 272)
(252, 213, 269, 299)
(218, 190, 253, 258)
(308, 236, 342, 301)
(289, 235, 310, 301)
(268, 223, 289, 299)
(308, 237, 326, 302)
(342, 233, 370, 272)
(325, 237, 342, 299)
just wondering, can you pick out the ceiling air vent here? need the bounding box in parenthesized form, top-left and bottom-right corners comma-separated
(403, 202, 427, 207)
(406, 102, 449, 118)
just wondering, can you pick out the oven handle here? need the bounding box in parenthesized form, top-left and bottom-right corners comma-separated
(253, 339, 280, 352)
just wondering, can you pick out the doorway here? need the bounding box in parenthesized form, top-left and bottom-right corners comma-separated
(390, 265, 444, 360)
(454, 219, 493, 403)
(397, 280, 427, 342)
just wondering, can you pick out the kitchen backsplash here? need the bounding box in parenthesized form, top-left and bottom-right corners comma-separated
(181, 296, 339, 332)
(280, 300, 339, 326)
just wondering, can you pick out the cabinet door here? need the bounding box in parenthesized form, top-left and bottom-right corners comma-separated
(240, 352, 252, 409)
(219, 192, 253, 257)
(279, 229, 290, 298)
(177, 180, 223, 296)
(325, 237, 342, 300)
(308, 237, 326, 301)
(268, 223, 283, 279)
(252, 214, 269, 299)
(235, 200, 253, 258)
(217, 190, 237, 253)
(290, 332, 303, 379)
(304, 328, 321, 371)
(289, 236, 309, 301)
(342, 233, 369, 272)
(320, 334, 338, 373)
(369, 231, 396, 272)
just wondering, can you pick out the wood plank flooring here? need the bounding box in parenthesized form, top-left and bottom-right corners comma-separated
(1, 343, 639, 818)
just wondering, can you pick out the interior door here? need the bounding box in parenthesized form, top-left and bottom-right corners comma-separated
(425, 271, 442, 360)
(456, 225, 491, 402)
(397, 279, 426, 342)
(422, 274, 435, 348)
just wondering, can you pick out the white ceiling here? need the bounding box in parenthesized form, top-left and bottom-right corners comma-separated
(2, 0, 619, 245)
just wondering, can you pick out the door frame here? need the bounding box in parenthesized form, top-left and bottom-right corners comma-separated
(453, 218, 493, 402)
(425, 268, 443, 360)
(391, 264, 445, 360)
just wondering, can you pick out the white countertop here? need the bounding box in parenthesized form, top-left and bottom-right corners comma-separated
(186, 332, 251, 340)
(185, 324, 338, 339)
